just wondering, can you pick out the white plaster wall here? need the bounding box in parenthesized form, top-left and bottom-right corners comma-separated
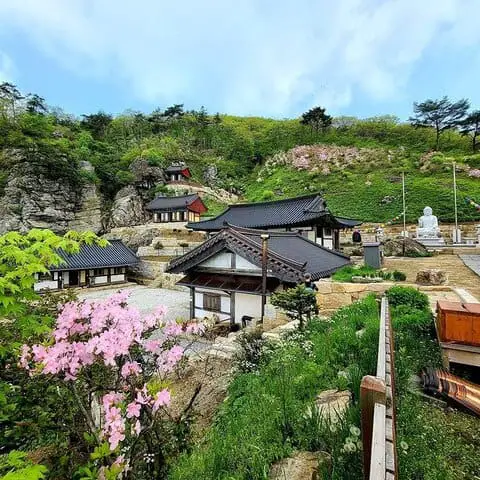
(93, 276, 109, 285)
(34, 280, 58, 291)
(307, 230, 316, 242)
(234, 293, 262, 322)
(235, 255, 261, 271)
(199, 251, 232, 269)
(111, 274, 126, 282)
(63, 271, 69, 285)
(194, 288, 231, 321)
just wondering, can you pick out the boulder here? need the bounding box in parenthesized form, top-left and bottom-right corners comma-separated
(310, 389, 351, 424)
(416, 269, 447, 286)
(382, 236, 429, 257)
(269, 451, 329, 480)
(108, 186, 149, 228)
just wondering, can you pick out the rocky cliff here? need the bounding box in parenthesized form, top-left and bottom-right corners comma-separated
(0, 158, 103, 234)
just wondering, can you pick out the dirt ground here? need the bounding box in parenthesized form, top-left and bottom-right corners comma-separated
(383, 254, 480, 300)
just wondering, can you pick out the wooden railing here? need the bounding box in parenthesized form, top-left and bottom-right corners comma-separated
(360, 296, 398, 479)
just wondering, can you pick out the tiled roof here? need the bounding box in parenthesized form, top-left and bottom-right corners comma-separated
(165, 163, 189, 173)
(187, 193, 361, 231)
(167, 225, 350, 282)
(146, 194, 200, 212)
(51, 239, 139, 271)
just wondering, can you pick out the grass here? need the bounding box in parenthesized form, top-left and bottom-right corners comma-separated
(169, 296, 381, 479)
(388, 286, 480, 479)
(331, 265, 406, 282)
(244, 163, 480, 224)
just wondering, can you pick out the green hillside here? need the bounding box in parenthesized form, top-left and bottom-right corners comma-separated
(1, 84, 480, 226)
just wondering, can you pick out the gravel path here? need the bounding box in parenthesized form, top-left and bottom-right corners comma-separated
(78, 284, 190, 323)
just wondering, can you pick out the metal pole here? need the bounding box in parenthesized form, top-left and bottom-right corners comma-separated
(453, 162, 459, 243)
(402, 172, 406, 256)
(260, 233, 269, 324)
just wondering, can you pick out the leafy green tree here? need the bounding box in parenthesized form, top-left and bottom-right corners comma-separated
(163, 104, 184, 119)
(270, 285, 318, 330)
(81, 111, 113, 140)
(300, 106, 332, 132)
(460, 110, 480, 152)
(25, 94, 47, 115)
(0, 230, 105, 476)
(409, 96, 470, 150)
(0, 82, 23, 120)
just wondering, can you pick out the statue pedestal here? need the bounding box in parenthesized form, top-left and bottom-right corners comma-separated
(416, 236, 445, 247)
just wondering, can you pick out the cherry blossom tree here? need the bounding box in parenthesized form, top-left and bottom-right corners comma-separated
(20, 290, 204, 479)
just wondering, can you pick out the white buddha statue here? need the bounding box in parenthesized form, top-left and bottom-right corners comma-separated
(417, 206, 440, 238)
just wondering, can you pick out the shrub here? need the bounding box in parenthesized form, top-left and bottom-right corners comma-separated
(386, 286, 429, 310)
(261, 189, 275, 200)
(234, 329, 271, 373)
(270, 285, 318, 329)
(392, 270, 407, 281)
(153, 241, 164, 250)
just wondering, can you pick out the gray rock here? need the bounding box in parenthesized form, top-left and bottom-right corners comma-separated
(0, 156, 103, 235)
(382, 236, 429, 257)
(269, 451, 329, 480)
(108, 186, 149, 228)
(203, 164, 218, 186)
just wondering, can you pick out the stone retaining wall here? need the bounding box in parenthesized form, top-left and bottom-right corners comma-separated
(316, 280, 452, 312)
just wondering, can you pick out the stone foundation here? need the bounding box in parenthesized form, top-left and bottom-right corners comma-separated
(316, 280, 452, 313)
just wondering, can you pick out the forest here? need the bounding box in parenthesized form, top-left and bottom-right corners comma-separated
(1, 82, 480, 224)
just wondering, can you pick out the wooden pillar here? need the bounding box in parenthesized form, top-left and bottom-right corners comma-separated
(360, 375, 386, 479)
(230, 292, 236, 326)
(190, 287, 195, 320)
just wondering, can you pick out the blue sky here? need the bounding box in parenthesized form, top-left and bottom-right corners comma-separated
(1, 0, 480, 120)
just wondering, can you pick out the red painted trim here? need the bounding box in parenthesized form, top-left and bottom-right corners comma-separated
(188, 197, 208, 214)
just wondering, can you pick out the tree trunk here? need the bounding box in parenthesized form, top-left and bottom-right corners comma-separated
(435, 125, 440, 151)
(473, 131, 478, 153)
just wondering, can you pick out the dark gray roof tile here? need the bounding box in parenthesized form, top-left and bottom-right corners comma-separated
(51, 239, 139, 271)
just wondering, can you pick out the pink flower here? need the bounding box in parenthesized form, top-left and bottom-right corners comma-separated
(126, 401, 141, 419)
(121, 361, 142, 378)
(152, 389, 171, 412)
(19, 345, 31, 369)
(133, 420, 141, 436)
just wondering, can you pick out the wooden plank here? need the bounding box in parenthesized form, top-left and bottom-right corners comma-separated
(440, 342, 480, 353)
(386, 418, 393, 441)
(377, 297, 387, 381)
(369, 402, 386, 480)
(361, 376, 386, 479)
(446, 348, 480, 367)
(386, 440, 396, 473)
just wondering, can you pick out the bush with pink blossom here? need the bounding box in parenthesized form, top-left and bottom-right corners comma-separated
(20, 290, 204, 479)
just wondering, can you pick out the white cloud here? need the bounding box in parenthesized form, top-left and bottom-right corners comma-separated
(0, 0, 478, 116)
(0, 51, 14, 83)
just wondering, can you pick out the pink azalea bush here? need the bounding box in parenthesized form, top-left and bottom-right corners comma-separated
(20, 290, 204, 477)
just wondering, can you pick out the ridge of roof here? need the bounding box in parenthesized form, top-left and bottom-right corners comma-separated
(225, 224, 351, 260)
(226, 192, 321, 209)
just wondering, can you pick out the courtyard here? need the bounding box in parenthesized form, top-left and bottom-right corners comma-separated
(78, 284, 190, 322)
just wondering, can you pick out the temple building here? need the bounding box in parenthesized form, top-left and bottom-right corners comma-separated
(166, 225, 351, 325)
(165, 162, 191, 183)
(146, 194, 207, 223)
(187, 193, 361, 250)
(34, 240, 139, 291)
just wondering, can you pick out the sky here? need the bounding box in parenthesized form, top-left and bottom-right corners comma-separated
(0, 0, 480, 120)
